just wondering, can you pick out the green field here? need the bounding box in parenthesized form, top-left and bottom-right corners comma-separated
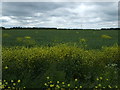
(2, 30, 118, 49)
(2, 29, 119, 89)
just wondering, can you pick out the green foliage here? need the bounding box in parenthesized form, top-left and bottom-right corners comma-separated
(2, 44, 120, 88)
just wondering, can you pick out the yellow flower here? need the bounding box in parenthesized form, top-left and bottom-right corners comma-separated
(62, 82, 65, 84)
(11, 80, 14, 82)
(5, 66, 8, 69)
(0, 82, 2, 85)
(12, 87, 15, 89)
(75, 86, 78, 88)
(44, 83, 48, 86)
(62, 85, 65, 87)
(100, 77, 103, 80)
(17, 80, 21, 83)
(56, 85, 60, 88)
(57, 81, 59, 84)
(106, 79, 109, 81)
(95, 86, 98, 88)
(50, 84, 54, 87)
(5, 82, 8, 85)
(103, 87, 105, 88)
(115, 86, 118, 88)
(23, 87, 26, 88)
(96, 78, 99, 81)
(75, 79, 78, 81)
(98, 84, 101, 87)
(108, 85, 112, 88)
(46, 77, 50, 79)
(67, 84, 70, 87)
(8, 87, 11, 89)
(49, 81, 52, 83)
(13, 83, 16, 86)
(3, 80, 6, 82)
(80, 86, 82, 88)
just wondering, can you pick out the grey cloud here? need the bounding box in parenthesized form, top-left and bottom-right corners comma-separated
(2, 2, 118, 29)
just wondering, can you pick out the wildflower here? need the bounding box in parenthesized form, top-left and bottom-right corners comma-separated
(23, 87, 26, 88)
(8, 87, 11, 89)
(108, 85, 112, 88)
(67, 84, 70, 87)
(96, 78, 99, 81)
(50, 84, 54, 87)
(80, 86, 82, 88)
(115, 86, 118, 88)
(103, 87, 105, 88)
(3, 80, 6, 82)
(4, 66, 8, 69)
(12, 87, 15, 89)
(100, 77, 103, 80)
(98, 84, 101, 87)
(95, 86, 98, 88)
(17, 80, 21, 83)
(44, 83, 48, 86)
(49, 81, 52, 83)
(13, 83, 16, 86)
(11, 80, 14, 82)
(46, 77, 50, 79)
(5, 82, 8, 85)
(56, 85, 60, 88)
(0, 82, 2, 85)
(106, 79, 109, 81)
(62, 82, 65, 84)
(62, 85, 65, 87)
(75, 86, 78, 88)
(75, 79, 78, 82)
(57, 81, 59, 84)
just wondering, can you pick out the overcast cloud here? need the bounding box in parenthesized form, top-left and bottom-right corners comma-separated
(1, 2, 118, 29)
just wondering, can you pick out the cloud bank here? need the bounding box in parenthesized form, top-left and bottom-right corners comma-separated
(1, 2, 118, 29)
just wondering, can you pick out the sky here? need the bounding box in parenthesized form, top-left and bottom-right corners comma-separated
(0, 2, 118, 29)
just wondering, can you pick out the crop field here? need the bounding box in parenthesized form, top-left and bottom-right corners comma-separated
(1, 29, 120, 89)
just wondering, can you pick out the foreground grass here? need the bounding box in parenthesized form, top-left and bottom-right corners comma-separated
(2, 44, 120, 89)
